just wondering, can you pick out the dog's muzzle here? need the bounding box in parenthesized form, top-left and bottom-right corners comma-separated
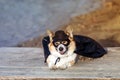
(57, 44, 67, 55)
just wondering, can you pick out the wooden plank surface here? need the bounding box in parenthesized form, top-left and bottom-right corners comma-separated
(0, 47, 120, 80)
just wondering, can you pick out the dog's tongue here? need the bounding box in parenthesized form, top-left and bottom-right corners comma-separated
(60, 51, 64, 55)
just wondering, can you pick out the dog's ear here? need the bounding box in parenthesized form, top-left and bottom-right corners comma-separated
(47, 30, 54, 42)
(65, 26, 73, 38)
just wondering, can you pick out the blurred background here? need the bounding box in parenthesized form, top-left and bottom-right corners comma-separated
(0, 0, 120, 47)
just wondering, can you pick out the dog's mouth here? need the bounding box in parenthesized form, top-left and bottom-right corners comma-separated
(59, 51, 64, 55)
(59, 50, 67, 55)
(56, 44, 68, 55)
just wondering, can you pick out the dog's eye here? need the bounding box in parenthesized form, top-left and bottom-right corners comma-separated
(62, 41, 68, 45)
(54, 42, 60, 46)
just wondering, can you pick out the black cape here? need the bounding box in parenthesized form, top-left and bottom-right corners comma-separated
(42, 35, 107, 63)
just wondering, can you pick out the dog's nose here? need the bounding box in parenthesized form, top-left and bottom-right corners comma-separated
(59, 47, 63, 51)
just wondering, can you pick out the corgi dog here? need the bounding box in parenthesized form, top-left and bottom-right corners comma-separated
(47, 27, 77, 69)
(42, 27, 107, 70)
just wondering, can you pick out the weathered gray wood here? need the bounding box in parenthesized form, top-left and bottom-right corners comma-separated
(0, 47, 120, 80)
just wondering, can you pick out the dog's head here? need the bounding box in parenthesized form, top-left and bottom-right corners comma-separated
(47, 27, 76, 57)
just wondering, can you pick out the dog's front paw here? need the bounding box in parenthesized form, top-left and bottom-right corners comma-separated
(68, 60, 76, 67)
(58, 65, 67, 70)
(47, 61, 57, 70)
(47, 55, 57, 70)
(49, 65, 57, 70)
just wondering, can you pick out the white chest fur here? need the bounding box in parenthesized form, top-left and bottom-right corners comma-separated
(47, 53, 77, 70)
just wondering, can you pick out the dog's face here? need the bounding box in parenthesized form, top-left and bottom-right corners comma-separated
(52, 30, 70, 55)
(47, 27, 76, 57)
